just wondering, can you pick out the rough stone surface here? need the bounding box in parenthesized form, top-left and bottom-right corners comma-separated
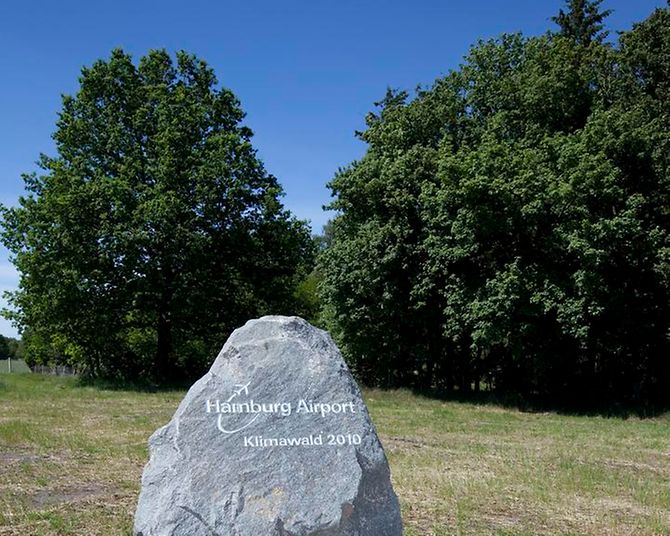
(134, 315, 403, 536)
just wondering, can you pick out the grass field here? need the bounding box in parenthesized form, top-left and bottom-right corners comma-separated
(0, 374, 668, 535)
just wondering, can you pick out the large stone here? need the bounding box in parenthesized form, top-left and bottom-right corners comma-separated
(134, 315, 403, 536)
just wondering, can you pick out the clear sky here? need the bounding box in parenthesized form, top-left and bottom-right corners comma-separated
(0, 0, 665, 338)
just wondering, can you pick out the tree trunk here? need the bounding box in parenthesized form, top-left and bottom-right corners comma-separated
(155, 266, 175, 382)
(156, 307, 173, 381)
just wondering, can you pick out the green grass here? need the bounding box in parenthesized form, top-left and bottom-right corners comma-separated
(1, 375, 669, 535)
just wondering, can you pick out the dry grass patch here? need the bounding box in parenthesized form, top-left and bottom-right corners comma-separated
(1, 376, 669, 535)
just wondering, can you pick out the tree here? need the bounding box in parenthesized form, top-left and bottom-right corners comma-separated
(552, 0, 613, 46)
(319, 4, 670, 407)
(8, 338, 23, 360)
(620, 5, 670, 104)
(1, 49, 314, 382)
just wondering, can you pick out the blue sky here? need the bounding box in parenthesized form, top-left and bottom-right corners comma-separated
(0, 0, 665, 338)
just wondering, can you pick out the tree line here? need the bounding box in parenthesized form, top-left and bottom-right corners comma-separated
(0, 335, 23, 360)
(317, 0, 670, 407)
(2, 1, 669, 407)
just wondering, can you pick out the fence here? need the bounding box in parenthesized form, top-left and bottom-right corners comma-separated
(0, 358, 31, 374)
(31, 364, 79, 376)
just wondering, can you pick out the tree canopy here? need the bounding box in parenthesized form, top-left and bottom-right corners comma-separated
(552, 0, 613, 45)
(319, 2, 670, 407)
(1, 49, 314, 382)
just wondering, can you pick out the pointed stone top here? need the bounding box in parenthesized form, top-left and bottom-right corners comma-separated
(135, 316, 403, 536)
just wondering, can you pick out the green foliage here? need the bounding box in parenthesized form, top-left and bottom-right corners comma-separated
(1, 49, 313, 382)
(552, 0, 613, 45)
(0, 335, 23, 359)
(319, 4, 670, 406)
(293, 270, 322, 326)
(620, 6, 670, 105)
(6, 337, 23, 359)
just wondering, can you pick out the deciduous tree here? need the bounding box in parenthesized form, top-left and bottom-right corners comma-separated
(319, 2, 670, 407)
(1, 49, 314, 382)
